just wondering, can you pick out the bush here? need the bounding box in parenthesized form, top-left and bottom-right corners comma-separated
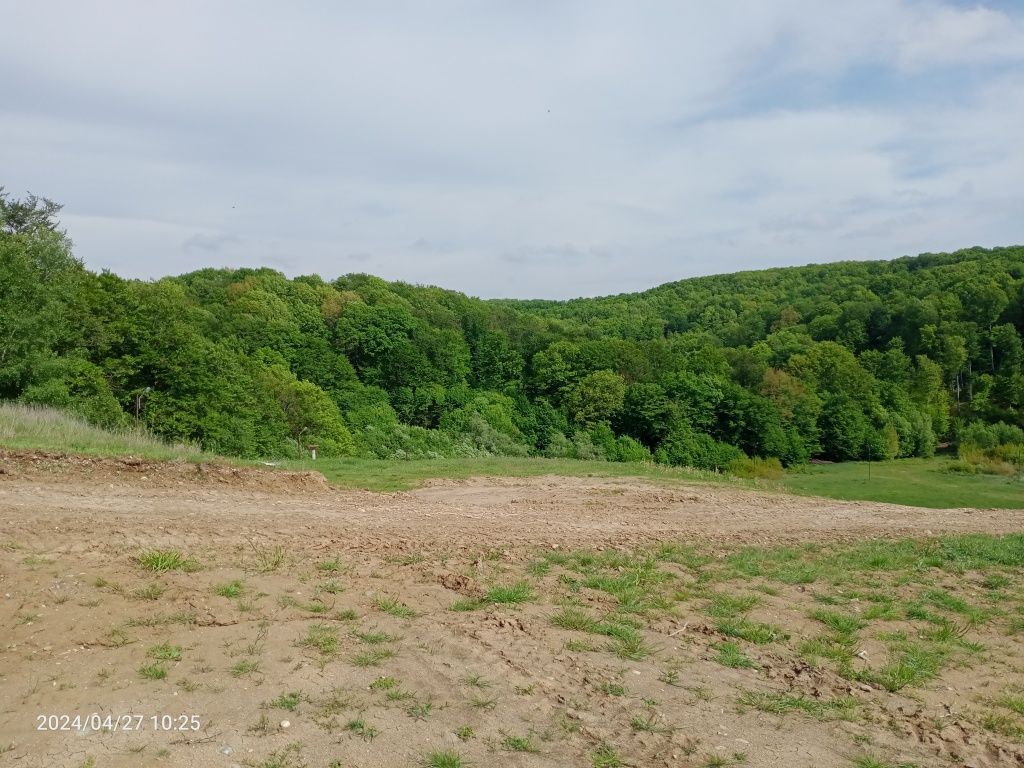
(18, 357, 127, 430)
(655, 423, 745, 470)
(728, 456, 784, 479)
(953, 443, 1022, 477)
(610, 435, 653, 463)
(959, 421, 1024, 450)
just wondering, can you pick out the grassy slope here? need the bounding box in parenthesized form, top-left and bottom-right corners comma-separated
(0, 402, 211, 462)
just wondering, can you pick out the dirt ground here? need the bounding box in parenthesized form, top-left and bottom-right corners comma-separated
(2, 452, 1024, 768)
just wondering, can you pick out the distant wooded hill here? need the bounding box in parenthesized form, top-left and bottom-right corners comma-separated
(2, 188, 1021, 469)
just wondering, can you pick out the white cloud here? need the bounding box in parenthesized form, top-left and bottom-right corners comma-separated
(1, 1, 1022, 298)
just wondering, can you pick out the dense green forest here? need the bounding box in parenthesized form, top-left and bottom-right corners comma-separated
(2, 189, 1022, 473)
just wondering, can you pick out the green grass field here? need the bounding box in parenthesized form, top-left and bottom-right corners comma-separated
(284, 454, 1023, 509)
(280, 455, 734, 493)
(783, 457, 1024, 509)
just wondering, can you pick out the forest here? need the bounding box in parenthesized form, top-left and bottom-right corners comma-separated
(2, 189, 1022, 475)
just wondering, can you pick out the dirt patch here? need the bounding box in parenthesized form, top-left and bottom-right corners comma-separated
(2, 458, 1024, 767)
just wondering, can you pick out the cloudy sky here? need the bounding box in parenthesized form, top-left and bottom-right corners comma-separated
(2, 1, 1022, 299)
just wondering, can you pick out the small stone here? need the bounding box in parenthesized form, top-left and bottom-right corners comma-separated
(280, 720, 290, 729)
(220, 746, 234, 756)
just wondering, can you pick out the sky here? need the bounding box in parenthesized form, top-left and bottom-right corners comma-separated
(2, 1, 1023, 300)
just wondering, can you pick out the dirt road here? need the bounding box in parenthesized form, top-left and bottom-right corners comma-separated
(2, 453, 1023, 768)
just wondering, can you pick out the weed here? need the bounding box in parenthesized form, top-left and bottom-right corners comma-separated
(565, 639, 594, 652)
(706, 593, 760, 618)
(716, 618, 788, 644)
(138, 663, 167, 680)
(268, 692, 303, 711)
(215, 580, 244, 598)
(406, 700, 433, 720)
(420, 751, 466, 768)
(450, 597, 485, 611)
(855, 642, 947, 692)
(455, 726, 474, 741)
(353, 628, 399, 645)
(298, 624, 339, 656)
(738, 690, 858, 720)
(486, 582, 534, 604)
(598, 682, 627, 696)
(100, 627, 134, 648)
(630, 712, 672, 733)
(133, 583, 166, 600)
(592, 744, 623, 768)
(244, 742, 305, 768)
(231, 659, 262, 678)
(809, 608, 865, 636)
(147, 642, 182, 661)
(375, 596, 417, 618)
(469, 695, 497, 711)
(344, 718, 379, 741)
(249, 541, 286, 572)
(135, 549, 199, 573)
(606, 632, 655, 661)
(551, 606, 599, 632)
(370, 676, 399, 690)
(318, 580, 344, 595)
(352, 648, 395, 667)
(715, 641, 757, 669)
(501, 734, 539, 752)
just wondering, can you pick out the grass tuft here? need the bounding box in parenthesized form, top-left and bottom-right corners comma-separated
(135, 549, 199, 573)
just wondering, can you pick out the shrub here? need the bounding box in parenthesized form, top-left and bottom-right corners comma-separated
(728, 456, 783, 480)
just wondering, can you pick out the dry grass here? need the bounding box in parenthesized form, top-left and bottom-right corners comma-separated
(0, 402, 209, 461)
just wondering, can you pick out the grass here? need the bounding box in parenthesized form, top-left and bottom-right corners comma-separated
(283, 455, 735, 492)
(375, 596, 417, 618)
(420, 750, 466, 768)
(501, 734, 539, 752)
(485, 582, 534, 604)
(716, 618, 788, 645)
(809, 608, 865, 636)
(353, 628, 399, 644)
(298, 624, 339, 656)
(592, 744, 624, 768)
(133, 582, 166, 600)
(0, 402, 210, 461)
(352, 648, 395, 667)
(146, 642, 182, 661)
(268, 692, 303, 711)
(715, 642, 757, 669)
(784, 457, 1024, 509)
(706, 593, 760, 618)
(135, 549, 199, 573)
(215, 580, 244, 598)
(738, 690, 858, 720)
(344, 717, 380, 741)
(138, 663, 167, 680)
(230, 659, 262, 678)
(855, 642, 947, 692)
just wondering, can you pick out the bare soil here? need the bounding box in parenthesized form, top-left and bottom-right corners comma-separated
(2, 452, 1024, 768)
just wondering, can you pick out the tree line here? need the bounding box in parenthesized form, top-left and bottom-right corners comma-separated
(2, 189, 1022, 470)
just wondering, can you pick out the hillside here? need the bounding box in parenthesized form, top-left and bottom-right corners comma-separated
(1, 190, 1022, 469)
